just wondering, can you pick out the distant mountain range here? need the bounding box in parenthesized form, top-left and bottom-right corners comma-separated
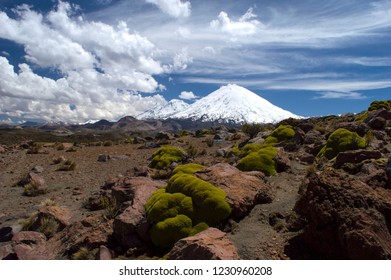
(6, 84, 301, 134)
(138, 84, 300, 124)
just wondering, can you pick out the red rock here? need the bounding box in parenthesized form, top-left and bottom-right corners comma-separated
(31, 206, 72, 233)
(18, 172, 45, 187)
(333, 150, 382, 169)
(195, 163, 275, 221)
(0, 244, 16, 260)
(44, 213, 113, 259)
(11, 231, 56, 260)
(167, 228, 240, 260)
(97, 245, 112, 260)
(113, 177, 165, 248)
(295, 169, 391, 259)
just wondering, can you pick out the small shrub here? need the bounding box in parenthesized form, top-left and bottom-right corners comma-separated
(354, 111, 369, 123)
(38, 217, 59, 238)
(317, 128, 367, 160)
(236, 147, 278, 176)
(19, 212, 38, 231)
(100, 197, 119, 219)
(55, 143, 65, 151)
(206, 137, 214, 147)
(57, 160, 77, 171)
(66, 147, 77, 152)
(180, 130, 189, 137)
(150, 169, 172, 180)
(186, 144, 198, 158)
(23, 182, 48, 196)
(242, 123, 262, 138)
(52, 156, 66, 164)
(26, 143, 44, 154)
(40, 199, 58, 207)
(103, 140, 114, 147)
(72, 247, 98, 260)
(148, 146, 185, 170)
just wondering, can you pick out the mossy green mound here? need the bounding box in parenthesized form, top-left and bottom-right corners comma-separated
(317, 128, 367, 160)
(146, 172, 231, 247)
(368, 100, 391, 111)
(237, 147, 278, 176)
(172, 163, 205, 175)
(263, 125, 295, 145)
(240, 143, 264, 158)
(150, 215, 208, 248)
(148, 146, 185, 169)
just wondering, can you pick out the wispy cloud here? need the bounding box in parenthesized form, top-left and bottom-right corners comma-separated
(313, 91, 368, 100)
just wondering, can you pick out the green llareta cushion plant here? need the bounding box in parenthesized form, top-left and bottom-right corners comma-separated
(368, 100, 391, 111)
(172, 163, 205, 175)
(317, 128, 367, 160)
(148, 146, 185, 169)
(263, 125, 296, 146)
(236, 147, 278, 176)
(145, 171, 231, 248)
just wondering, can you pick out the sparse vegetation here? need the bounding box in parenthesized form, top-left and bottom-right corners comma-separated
(23, 181, 48, 196)
(26, 142, 44, 154)
(100, 197, 119, 219)
(57, 160, 77, 171)
(242, 123, 262, 138)
(72, 247, 98, 260)
(38, 217, 60, 238)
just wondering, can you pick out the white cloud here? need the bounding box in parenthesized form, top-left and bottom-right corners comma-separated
(145, 0, 191, 18)
(210, 8, 261, 36)
(0, 3, 169, 122)
(314, 91, 368, 100)
(172, 48, 193, 71)
(1, 51, 10, 57)
(0, 117, 13, 124)
(179, 91, 198, 100)
(175, 27, 191, 38)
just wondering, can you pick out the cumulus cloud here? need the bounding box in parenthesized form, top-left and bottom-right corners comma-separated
(0, 2, 169, 122)
(314, 91, 368, 100)
(210, 8, 261, 36)
(179, 91, 198, 100)
(145, 0, 191, 18)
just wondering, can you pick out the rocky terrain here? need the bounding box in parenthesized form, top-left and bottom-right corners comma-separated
(0, 100, 391, 260)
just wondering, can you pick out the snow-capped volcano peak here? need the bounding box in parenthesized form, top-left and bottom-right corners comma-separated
(171, 84, 300, 123)
(137, 99, 189, 120)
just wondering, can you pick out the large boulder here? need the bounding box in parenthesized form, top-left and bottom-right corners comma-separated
(333, 150, 382, 169)
(195, 163, 275, 221)
(113, 177, 165, 248)
(43, 213, 113, 259)
(167, 228, 240, 260)
(11, 231, 55, 260)
(295, 169, 391, 259)
(18, 172, 45, 187)
(32, 206, 73, 231)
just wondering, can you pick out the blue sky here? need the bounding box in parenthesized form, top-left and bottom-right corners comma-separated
(0, 0, 390, 124)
